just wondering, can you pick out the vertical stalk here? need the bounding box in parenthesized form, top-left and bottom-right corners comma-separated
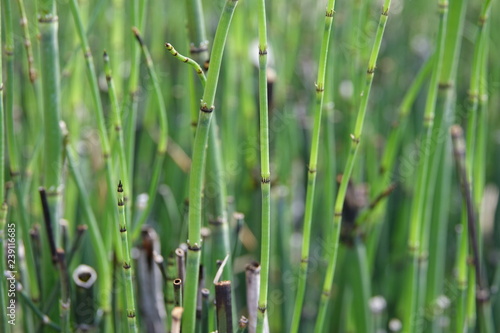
(16, 0, 37, 83)
(103, 51, 128, 214)
(117, 182, 138, 332)
(174, 279, 183, 307)
(38, 0, 63, 248)
(315, 1, 392, 332)
(182, 1, 238, 332)
(290, 0, 336, 331)
(424, 0, 467, 330)
(256, 0, 271, 330)
(215, 281, 233, 333)
(130, 28, 168, 240)
(403, 1, 448, 331)
(183, 0, 233, 287)
(56, 249, 70, 333)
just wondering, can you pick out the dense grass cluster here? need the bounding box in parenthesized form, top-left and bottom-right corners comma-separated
(0, 0, 499, 332)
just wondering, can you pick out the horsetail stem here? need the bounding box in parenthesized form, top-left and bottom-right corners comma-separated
(130, 27, 169, 241)
(290, 1, 336, 330)
(15, 0, 37, 82)
(38, 0, 63, 250)
(183, 0, 238, 331)
(183, 0, 234, 291)
(103, 51, 128, 207)
(215, 280, 233, 333)
(315, 2, 392, 332)
(123, 0, 147, 188)
(174, 279, 183, 307)
(402, 0, 449, 331)
(165, 43, 207, 86)
(255, 0, 271, 330)
(117, 181, 138, 333)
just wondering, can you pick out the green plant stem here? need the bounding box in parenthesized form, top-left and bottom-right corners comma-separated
(123, 0, 147, 192)
(182, 0, 234, 291)
(403, 1, 448, 331)
(182, 1, 238, 331)
(104, 51, 128, 211)
(38, 0, 63, 248)
(165, 43, 207, 86)
(16, 0, 37, 82)
(290, 1, 336, 331)
(314, 2, 392, 332)
(56, 249, 70, 333)
(424, 0, 467, 329)
(256, 0, 271, 331)
(349, 238, 372, 333)
(129, 28, 168, 241)
(117, 182, 138, 333)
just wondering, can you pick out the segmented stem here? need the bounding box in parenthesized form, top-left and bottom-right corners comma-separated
(130, 28, 169, 241)
(315, 2, 392, 332)
(404, 1, 448, 332)
(165, 43, 207, 86)
(290, 1, 336, 331)
(117, 182, 138, 333)
(183, 1, 238, 331)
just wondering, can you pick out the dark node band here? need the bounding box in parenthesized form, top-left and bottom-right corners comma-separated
(258, 306, 267, 313)
(209, 218, 223, 225)
(326, 9, 335, 17)
(438, 2, 449, 9)
(367, 67, 375, 74)
(261, 177, 271, 184)
(438, 82, 452, 90)
(200, 105, 214, 113)
(123, 263, 131, 269)
(190, 45, 208, 54)
(9, 171, 20, 177)
(188, 244, 201, 251)
(127, 312, 136, 318)
(120, 226, 127, 233)
(39, 16, 58, 23)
